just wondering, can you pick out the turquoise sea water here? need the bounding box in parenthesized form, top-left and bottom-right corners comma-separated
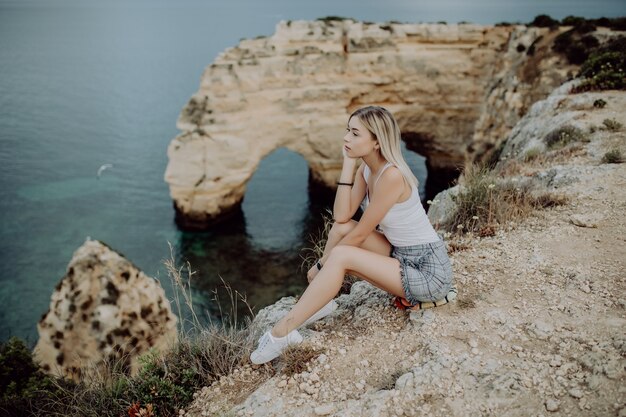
(1, 0, 623, 345)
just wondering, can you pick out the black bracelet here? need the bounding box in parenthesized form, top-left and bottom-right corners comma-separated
(336, 182, 354, 186)
(316, 261, 323, 271)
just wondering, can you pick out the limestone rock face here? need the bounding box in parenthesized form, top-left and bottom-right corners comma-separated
(34, 238, 178, 380)
(427, 82, 626, 229)
(501, 80, 626, 161)
(468, 26, 577, 162)
(165, 19, 573, 229)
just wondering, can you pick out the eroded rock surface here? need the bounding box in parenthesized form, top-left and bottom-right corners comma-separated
(165, 20, 574, 229)
(34, 238, 177, 380)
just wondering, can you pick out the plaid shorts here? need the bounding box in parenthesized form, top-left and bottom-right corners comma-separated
(391, 239, 453, 303)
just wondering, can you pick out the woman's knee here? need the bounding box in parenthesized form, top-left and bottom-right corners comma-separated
(330, 220, 356, 239)
(327, 245, 356, 267)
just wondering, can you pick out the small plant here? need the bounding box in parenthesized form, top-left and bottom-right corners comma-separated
(544, 125, 588, 149)
(316, 16, 352, 23)
(524, 147, 542, 162)
(602, 118, 623, 132)
(458, 299, 476, 309)
(516, 43, 526, 53)
(529, 14, 559, 28)
(593, 98, 607, 108)
(602, 148, 624, 163)
(561, 15, 585, 27)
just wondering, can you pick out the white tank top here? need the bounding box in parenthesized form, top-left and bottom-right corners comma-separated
(362, 163, 440, 247)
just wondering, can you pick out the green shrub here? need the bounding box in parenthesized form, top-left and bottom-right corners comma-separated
(544, 125, 588, 149)
(572, 21, 597, 34)
(593, 98, 607, 108)
(0, 336, 76, 416)
(604, 17, 626, 31)
(602, 118, 623, 132)
(573, 69, 626, 92)
(561, 15, 585, 27)
(581, 34, 600, 49)
(579, 51, 626, 79)
(517, 43, 526, 53)
(553, 29, 599, 65)
(529, 14, 559, 28)
(572, 36, 626, 93)
(316, 16, 352, 23)
(602, 148, 624, 163)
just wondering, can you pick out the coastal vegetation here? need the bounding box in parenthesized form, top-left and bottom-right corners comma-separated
(0, 257, 262, 417)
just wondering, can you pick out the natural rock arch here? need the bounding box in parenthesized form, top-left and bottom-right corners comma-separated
(165, 124, 344, 229)
(165, 19, 573, 229)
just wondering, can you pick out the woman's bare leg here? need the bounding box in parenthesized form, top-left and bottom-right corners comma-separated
(273, 243, 404, 338)
(307, 220, 390, 282)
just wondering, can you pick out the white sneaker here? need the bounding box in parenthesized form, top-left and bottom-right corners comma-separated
(250, 329, 303, 365)
(303, 299, 338, 326)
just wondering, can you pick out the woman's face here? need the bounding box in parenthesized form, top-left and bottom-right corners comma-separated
(343, 116, 377, 158)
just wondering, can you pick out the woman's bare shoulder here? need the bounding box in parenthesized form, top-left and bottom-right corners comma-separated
(380, 165, 403, 184)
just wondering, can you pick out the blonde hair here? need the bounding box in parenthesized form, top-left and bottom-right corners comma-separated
(349, 106, 418, 188)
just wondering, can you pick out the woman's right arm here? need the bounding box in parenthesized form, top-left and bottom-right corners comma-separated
(333, 161, 366, 223)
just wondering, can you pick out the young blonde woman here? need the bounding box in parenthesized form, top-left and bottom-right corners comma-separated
(251, 106, 453, 364)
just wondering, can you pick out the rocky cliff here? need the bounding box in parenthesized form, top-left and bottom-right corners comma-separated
(165, 19, 575, 229)
(182, 81, 626, 417)
(34, 239, 178, 380)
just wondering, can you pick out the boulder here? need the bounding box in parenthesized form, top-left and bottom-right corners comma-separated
(33, 238, 178, 380)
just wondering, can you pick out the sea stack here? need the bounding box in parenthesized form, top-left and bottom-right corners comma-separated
(33, 238, 178, 380)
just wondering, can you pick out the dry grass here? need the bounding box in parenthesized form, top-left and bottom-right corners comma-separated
(457, 299, 477, 309)
(602, 118, 623, 132)
(444, 164, 568, 236)
(447, 241, 471, 253)
(300, 209, 333, 274)
(279, 344, 325, 377)
(300, 209, 359, 295)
